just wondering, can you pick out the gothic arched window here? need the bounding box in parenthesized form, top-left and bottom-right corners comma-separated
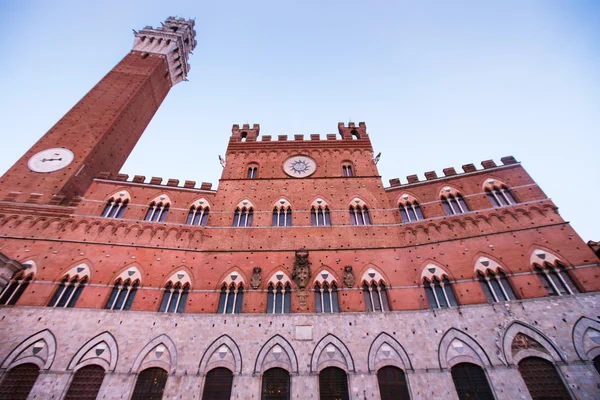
(0, 270, 33, 306)
(450, 363, 494, 400)
(349, 198, 371, 225)
(186, 199, 209, 226)
(273, 199, 292, 227)
(478, 270, 516, 302)
(424, 277, 458, 309)
(105, 279, 139, 311)
(518, 357, 571, 400)
(483, 178, 517, 208)
(440, 187, 469, 215)
(377, 366, 411, 400)
(261, 368, 291, 400)
(144, 199, 170, 223)
(202, 368, 233, 400)
(48, 277, 87, 308)
(398, 194, 424, 223)
(311, 199, 331, 226)
(247, 166, 258, 179)
(534, 263, 579, 296)
(342, 163, 354, 177)
(158, 282, 189, 313)
(314, 282, 339, 313)
(131, 367, 168, 400)
(362, 281, 390, 312)
(218, 283, 244, 314)
(266, 272, 292, 314)
(63, 365, 106, 400)
(0, 363, 40, 399)
(233, 200, 254, 227)
(101, 193, 129, 219)
(319, 367, 350, 400)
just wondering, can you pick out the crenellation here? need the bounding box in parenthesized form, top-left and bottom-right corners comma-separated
(116, 173, 129, 181)
(501, 155, 518, 165)
(462, 163, 477, 173)
(481, 159, 497, 169)
(183, 180, 196, 189)
(424, 171, 437, 180)
(132, 175, 146, 183)
(166, 179, 179, 187)
(406, 174, 419, 184)
(278, 135, 288, 141)
(443, 167, 457, 176)
(310, 134, 320, 140)
(294, 134, 304, 141)
(149, 176, 163, 185)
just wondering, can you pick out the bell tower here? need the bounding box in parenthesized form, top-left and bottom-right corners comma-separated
(0, 17, 197, 205)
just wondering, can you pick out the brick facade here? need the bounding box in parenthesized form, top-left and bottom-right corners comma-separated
(0, 17, 598, 400)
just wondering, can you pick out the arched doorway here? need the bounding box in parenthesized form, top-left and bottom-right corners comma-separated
(518, 357, 571, 400)
(131, 367, 168, 400)
(0, 363, 40, 400)
(450, 363, 494, 400)
(377, 366, 411, 400)
(319, 367, 349, 400)
(261, 367, 290, 400)
(64, 365, 106, 399)
(202, 367, 233, 399)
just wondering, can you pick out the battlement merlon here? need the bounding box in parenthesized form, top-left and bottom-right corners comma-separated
(132, 17, 197, 85)
(231, 124, 261, 142)
(338, 122, 368, 140)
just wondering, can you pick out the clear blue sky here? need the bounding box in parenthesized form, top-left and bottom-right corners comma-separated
(0, 1, 598, 241)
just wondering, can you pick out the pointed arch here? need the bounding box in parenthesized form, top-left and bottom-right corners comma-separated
(367, 332, 413, 372)
(502, 321, 566, 365)
(198, 334, 242, 375)
(266, 269, 292, 286)
(438, 328, 492, 369)
(56, 259, 93, 281)
(572, 317, 600, 361)
(310, 333, 355, 373)
(473, 254, 511, 275)
(148, 193, 172, 205)
(104, 188, 132, 202)
(216, 266, 247, 289)
(162, 266, 193, 288)
(420, 260, 453, 282)
(529, 247, 570, 268)
(253, 334, 299, 374)
(66, 331, 118, 372)
(359, 264, 390, 286)
(130, 334, 177, 374)
(1, 329, 56, 370)
(113, 263, 143, 285)
(313, 266, 340, 285)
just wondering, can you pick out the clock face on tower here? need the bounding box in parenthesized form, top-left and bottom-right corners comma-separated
(283, 155, 316, 178)
(27, 148, 75, 173)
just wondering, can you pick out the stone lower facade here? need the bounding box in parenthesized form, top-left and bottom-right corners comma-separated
(1, 293, 599, 400)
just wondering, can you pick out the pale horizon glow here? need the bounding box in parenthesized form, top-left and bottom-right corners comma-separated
(0, 1, 598, 241)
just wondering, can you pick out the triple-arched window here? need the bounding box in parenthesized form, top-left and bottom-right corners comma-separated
(272, 199, 292, 227)
(158, 271, 191, 313)
(267, 272, 291, 314)
(0, 263, 35, 306)
(311, 198, 331, 226)
(483, 178, 517, 208)
(144, 195, 171, 222)
(101, 193, 129, 219)
(440, 187, 469, 215)
(349, 198, 371, 225)
(105, 267, 142, 311)
(475, 257, 516, 302)
(233, 200, 254, 227)
(531, 249, 579, 296)
(422, 264, 458, 309)
(398, 194, 424, 223)
(186, 199, 210, 226)
(314, 271, 339, 313)
(48, 263, 90, 308)
(361, 269, 390, 312)
(218, 283, 244, 314)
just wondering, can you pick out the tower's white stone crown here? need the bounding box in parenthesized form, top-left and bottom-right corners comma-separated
(132, 17, 197, 85)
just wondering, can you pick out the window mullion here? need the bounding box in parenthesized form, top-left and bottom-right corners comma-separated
(403, 205, 411, 222)
(368, 284, 375, 312)
(232, 287, 238, 314)
(430, 281, 441, 308)
(110, 284, 122, 310)
(277, 209, 281, 227)
(320, 287, 325, 313)
(281, 287, 286, 313)
(555, 268, 574, 295)
(376, 286, 384, 312)
(155, 205, 164, 222)
(500, 189, 512, 205)
(544, 269, 562, 295)
(223, 287, 230, 314)
(283, 208, 287, 227)
(410, 204, 418, 221)
(328, 287, 333, 313)
(190, 208, 197, 225)
(63, 281, 79, 308)
(104, 201, 115, 217)
(491, 189, 503, 207)
(447, 198, 457, 215)
(148, 205, 156, 221)
(53, 281, 69, 308)
(455, 198, 465, 213)
(173, 287, 183, 312)
(361, 209, 366, 225)
(0, 279, 14, 300)
(485, 276, 499, 302)
(440, 282, 451, 307)
(4, 281, 22, 305)
(271, 291, 276, 314)
(496, 275, 510, 301)
(164, 288, 174, 312)
(120, 285, 133, 310)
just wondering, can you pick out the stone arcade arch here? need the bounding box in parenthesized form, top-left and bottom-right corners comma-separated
(367, 332, 413, 373)
(502, 321, 566, 365)
(438, 328, 493, 369)
(66, 331, 118, 372)
(572, 316, 600, 362)
(198, 334, 243, 376)
(1, 329, 57, 371)
(310, 333, 355, 373)
(130, 334, 177, 374)
(254, 334, 299, 374)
